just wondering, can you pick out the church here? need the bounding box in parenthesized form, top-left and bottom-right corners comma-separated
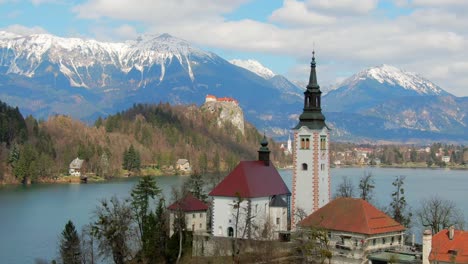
(209, 52, 330, 239)
(291, 51, 331, 229)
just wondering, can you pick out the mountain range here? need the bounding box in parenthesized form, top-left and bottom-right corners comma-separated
(0, 31, 466, 143)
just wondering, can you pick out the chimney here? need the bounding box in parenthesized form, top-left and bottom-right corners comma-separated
(422, 230, 432, 264)
(449, 225, 455, 240)
(258, 134, 270, 166)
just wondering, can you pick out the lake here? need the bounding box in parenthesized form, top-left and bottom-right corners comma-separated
(0, 167, 467, 263)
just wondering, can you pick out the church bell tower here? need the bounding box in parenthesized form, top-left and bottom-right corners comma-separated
(291, 52, 330, 229)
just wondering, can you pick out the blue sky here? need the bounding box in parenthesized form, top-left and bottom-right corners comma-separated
(1, 0, 467, 96)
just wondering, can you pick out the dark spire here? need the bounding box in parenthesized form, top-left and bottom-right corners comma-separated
(258, 133, 270, 166)
(294, 51, 328, 130)
(307, 50, 319, 90)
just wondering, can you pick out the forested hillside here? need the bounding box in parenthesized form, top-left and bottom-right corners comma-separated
(0, 101, 287, 184)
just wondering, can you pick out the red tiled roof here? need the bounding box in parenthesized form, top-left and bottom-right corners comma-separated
(430, 229, 468, 263)
(299, 197, 405, 235)
(209, 161, 290, 198)
(167, 193, 208, 212)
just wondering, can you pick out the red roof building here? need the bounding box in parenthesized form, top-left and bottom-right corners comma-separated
(210, 136, 291, 239)
(299, 197, 406, 262)
(428, 228, 468, 263)
(167, 193, 209, 212)
(167, 193, 209, 236)
(209, 160, 291, 198)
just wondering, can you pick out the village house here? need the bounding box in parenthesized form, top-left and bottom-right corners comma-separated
(176, 158, 191, 173)
(69, 157, 84, 177)
(299, 197, 406, 264)
(209, 136, 290, 240)
(423, 226, 468, 264)
(167, 193, 209, 237)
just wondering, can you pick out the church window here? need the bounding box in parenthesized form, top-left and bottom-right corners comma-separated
(302, 163, 308, 170)
(300, 136, 310, 149)
(320, 136, 326, 150)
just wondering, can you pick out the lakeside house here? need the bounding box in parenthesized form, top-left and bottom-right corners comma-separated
(69, 157, 84, 177)
(423, 226, 468, 264)
(299, 197, 407, 264)
(176, 159, 191, 173)
(167, 193, 209, 237)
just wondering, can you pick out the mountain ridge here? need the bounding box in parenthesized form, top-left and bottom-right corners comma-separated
(0, 30, 466, 143)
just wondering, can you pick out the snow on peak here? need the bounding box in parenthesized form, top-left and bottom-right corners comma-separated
(347, 64, 446, 95)
(230, 59, 275, 79)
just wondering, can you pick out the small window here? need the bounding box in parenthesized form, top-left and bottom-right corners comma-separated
(383, 238, 386, 244)
(373, 239, 376, 246)
(199, 223, 202, 228)
(321, 164, 325, 171)
(276, 217, 280, 225)
(302, 163, 308, 170)
(300, 136, 310, 149)
(391, 236, 394, 244)
(200, 213, 202, 217)
(320, 136, 326, 150)
(192, 213, 195, 218)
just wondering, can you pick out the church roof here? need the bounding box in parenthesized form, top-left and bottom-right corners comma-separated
(430, 229, 468, 263)
(167, 193, 208, 212)
(209, 161, 291, 198)
(299, 197, 405, 235)
(294, 52, 328, 130)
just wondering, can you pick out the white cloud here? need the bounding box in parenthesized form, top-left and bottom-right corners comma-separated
(269, 0, 335, 27)
(305, 0, 379, 15)
(68, 0, 468, 96)
(1, 24, 49, 35)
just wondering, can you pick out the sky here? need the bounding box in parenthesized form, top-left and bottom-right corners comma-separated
(0, 0, 467, 97)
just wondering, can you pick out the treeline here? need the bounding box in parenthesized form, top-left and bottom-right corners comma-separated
(0, 101, 287, 184)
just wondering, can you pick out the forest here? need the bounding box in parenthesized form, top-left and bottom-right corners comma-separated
(0, 100, 288, 184)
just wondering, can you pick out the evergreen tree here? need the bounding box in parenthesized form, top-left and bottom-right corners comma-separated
(390, 176, 411, 227)
(123, 145, 140, 171)
(60, 220, 81, 264)
(130, 176, 161, 254)
(184, 171, 207, 202)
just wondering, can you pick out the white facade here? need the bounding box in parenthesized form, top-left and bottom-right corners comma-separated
(292, 126, 330, 228)
(211, 196, 288, 239)
(169, 210, 208, 237)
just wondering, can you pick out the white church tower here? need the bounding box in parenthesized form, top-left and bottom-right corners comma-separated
(291, 52, 330, 229)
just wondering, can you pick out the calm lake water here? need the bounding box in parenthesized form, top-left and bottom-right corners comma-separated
(0, 167, 467, 263)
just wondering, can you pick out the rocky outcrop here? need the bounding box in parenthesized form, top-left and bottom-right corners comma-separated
(202, 96, 245, 135)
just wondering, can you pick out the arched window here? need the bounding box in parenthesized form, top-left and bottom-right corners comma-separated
(302, 163, 308, 170)
(300, 138, 305, 149)
(228, 227, 234, 237)
(305, 138, 310, 149)
(320, 136, 326, 150)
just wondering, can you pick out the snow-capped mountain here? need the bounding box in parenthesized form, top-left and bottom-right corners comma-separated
(341, 64, 449, 96)
(323, 65, 467, 142)
(0, 31, 216, 88)
(230, 58, 303, 98)
(0, 31, 466, 142)
(229, 59, 275, 79)
(0, 31, 302, 135)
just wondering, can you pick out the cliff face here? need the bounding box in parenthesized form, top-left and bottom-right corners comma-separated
(202, 100, 245, 135)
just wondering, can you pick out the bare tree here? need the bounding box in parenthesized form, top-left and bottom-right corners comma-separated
(81, 224, 96, 264)
(417, 196, 465, 234)
(358, 172, 375, 201)
(335, 176, 355, 198)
